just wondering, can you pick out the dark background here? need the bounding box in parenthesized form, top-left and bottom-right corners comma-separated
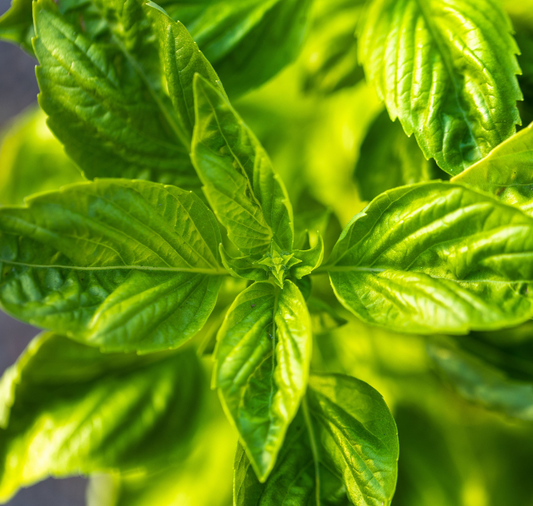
(0, 0, 87, 503)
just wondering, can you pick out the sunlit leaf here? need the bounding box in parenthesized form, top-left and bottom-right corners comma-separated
(328, 182, 533, 334)
(0, 179, 224, 352)
(214, 280, 312, 481)
(359, 0, 522, 175)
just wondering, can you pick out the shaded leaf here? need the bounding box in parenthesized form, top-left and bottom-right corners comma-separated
(163, 0, 314, 97)
(428, 337, 533, 421)
(359, 0, 522, 175)
(214, 280, 312, 481)
(452, 123, 533, 216)
(0, 0, 34, 54)
(327, 182, 533, 334)
(192, 75, 293, 257)
(355, 109, 442, 202)
(0, 106, 84, 206)
(301, 0, 365, 95)
(0, 179, 224, 352)
(0, 333, 203, 502)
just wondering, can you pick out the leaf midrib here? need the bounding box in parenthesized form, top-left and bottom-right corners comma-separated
(0, 259, 227, 275)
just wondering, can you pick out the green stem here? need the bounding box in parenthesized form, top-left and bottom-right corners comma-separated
(302, 395, 321, 506)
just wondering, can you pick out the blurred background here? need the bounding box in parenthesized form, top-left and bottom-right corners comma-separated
(0, 0, 87, 503)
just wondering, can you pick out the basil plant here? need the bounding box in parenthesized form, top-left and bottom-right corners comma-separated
(1, 0, 533, 504)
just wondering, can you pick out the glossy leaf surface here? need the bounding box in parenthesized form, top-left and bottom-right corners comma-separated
(359, 0, 522, 175)
(452, 123, 533, 216)
(328, 182, 533, 334)
(0, 333, 203, 502)
(33, 0, 199, 189)
(214, 280, 312, 481)
(0, 179, 224, 352)
(234, 374, 399, 506)
(355, 110, 440, 201)
(192, 75, 293, 257)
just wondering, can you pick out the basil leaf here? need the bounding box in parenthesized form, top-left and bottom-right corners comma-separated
(234, 413, 349, 506)
(162, 0, 314, 97)
(307, 297, 347, 336)
(0, 106, 84, 206)
(33, 0, 199, 189)
(307, 374, 399, 506)
(192, 74, 294, 257)
(359, 0, 522, 175)
(452, 123, 533, 216)
(301, 0, 365, 95)
(428, 337, 533, 421)
(214, 280, 312, 481)
(145, 1, 225, 139)
(0, 179, 224, 352)
(355, 110, 442, 202)
(234, 373, 399, 506)
(0, 0, 34, 54)
(327, 182, 533, 334)
(0, 333, 203, 503)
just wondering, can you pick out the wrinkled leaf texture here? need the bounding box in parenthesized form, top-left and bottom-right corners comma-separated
(0, 179, 224, 353)
(359, 0, 522, 175)
(327, 182, 533, 334)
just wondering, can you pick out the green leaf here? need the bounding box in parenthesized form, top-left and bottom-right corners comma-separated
(355, 110, 442, 202)
(214, 280, 312, 481)
(306, 374, 399, 506)
(307, 297, 347, 336)
(192, 74, 294, 257)
(301, 0, 365, 95)
(0, 332, 204, 502)
(144, 1, 226, 139)
(0, 0, 34, 54)
(0, 179, 224, 352)
(234, 373, 399, 506)
(359, 0, 522, 175)
(163, 0, 314, 97)
(327, 182, 533, 334)
(234, 412, 349, 506)
(33, 0, 199, 189)
(0, 106, 84, 206)
(293, 233, 325, 279)
(428, 337, 533, 421)
(451, 123, 533, 216)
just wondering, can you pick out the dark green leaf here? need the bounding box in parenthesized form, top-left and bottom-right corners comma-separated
(214, 280, 312, 481)
(355, 110, 441, 201)
(359, 0, 522, 175)
(192, 74, 294, 257)
(327, 182, 533, 334)
(0, 0, 34, 54)
(0, 333, 203, 502)
(0, 179, 224, 352)
(428, 337, 533, 421)
(33, 0, 199, 189)
(0, 106, 84, 206)
(452, 123, 533, 216)
(164, 0, 314, 97)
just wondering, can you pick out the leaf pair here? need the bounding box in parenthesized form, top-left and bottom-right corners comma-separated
(234, 374, 399, 506)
